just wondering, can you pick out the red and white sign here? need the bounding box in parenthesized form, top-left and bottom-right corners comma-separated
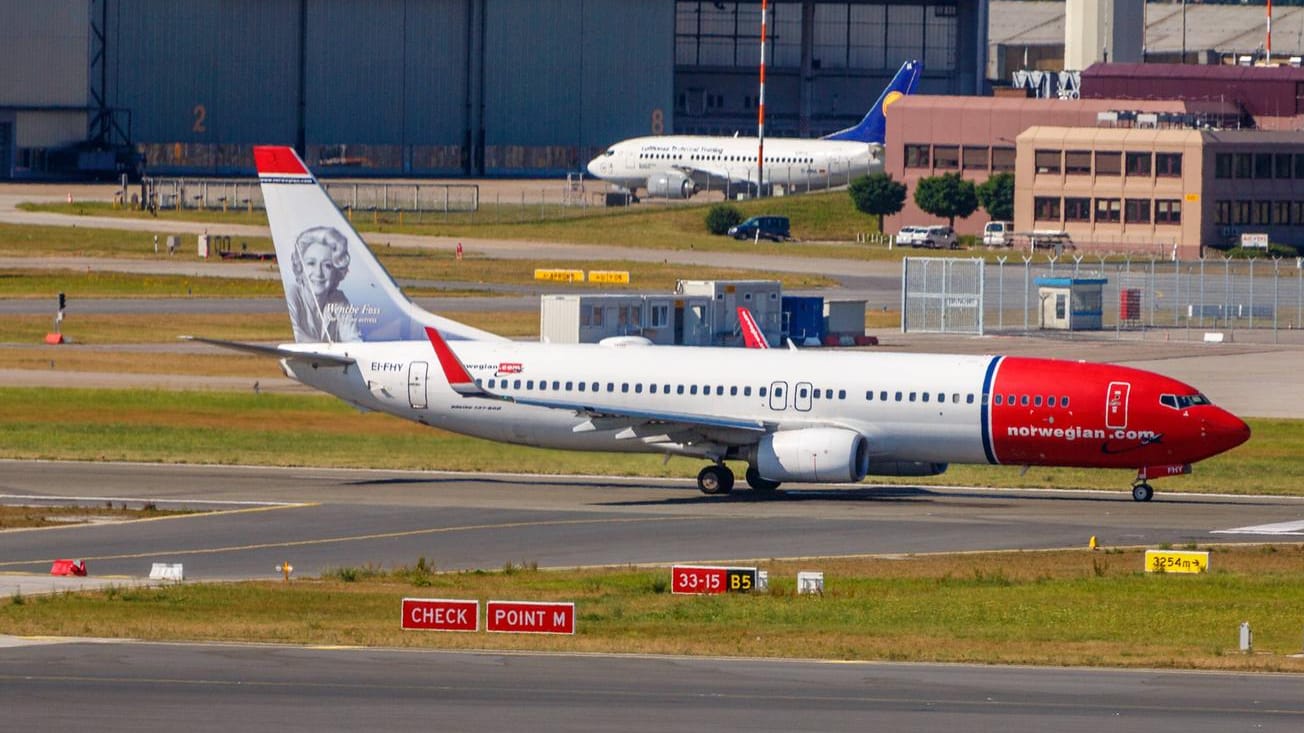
(671, 565, 728, 594)
(401, 598, 479, 632)
(486, 600, 575, 635)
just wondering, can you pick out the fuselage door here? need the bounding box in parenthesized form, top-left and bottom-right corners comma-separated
(1106, 381, 1130, 430)
(408, 361, 429, 410)
(794, 381, 813, 412)
(768, 380, 788, 411)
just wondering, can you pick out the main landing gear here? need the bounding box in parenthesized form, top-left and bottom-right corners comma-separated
(696, 463, 783, 495)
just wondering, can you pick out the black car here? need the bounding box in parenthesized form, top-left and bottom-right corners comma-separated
(728, 215, 791, 242)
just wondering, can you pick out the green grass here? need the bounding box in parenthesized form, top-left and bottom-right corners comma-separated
(0, 386, 1290, 495)
(0, 268, 283, 299)
(4, 547, 1304, 670)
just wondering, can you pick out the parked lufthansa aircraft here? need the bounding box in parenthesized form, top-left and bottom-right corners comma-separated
(196, 146, 1249, 501)
(586, 59, 922, 199)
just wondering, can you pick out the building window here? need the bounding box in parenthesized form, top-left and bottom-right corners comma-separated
(1235, 153, 1252, 179)
(992, 146, 1016, 172)
(1233, 200, 1251, 225)
(1094, 151, 1122, 176)
(1293, 201, 1304, 225)
(1215, 153, 1233, 179)
(1035, 149, 1061, 175)
(962, 146, 989, 171)
(1125, 198, 1151, 224)
(1065, 150, 1092, 175)
(1295, 153, 1304, 179)
(1064, 197, 1091, 222)
(1273, 200, 1291, 225)
(1255, 153, 1273, 179)
(1095, 198, 1121, 223)
(905, 144, 930, 169)
(933, 145, 960, 170)
(1253, 200, 1271, 225)
(1125, 151, 1152, 177)
(1276, 153, 1294, 179)
(1214, 200, 1230, 226)
(1034, 196, 1061, 221)
(1155, 199, 1182, 224)
(1155, 152, 1182, 177)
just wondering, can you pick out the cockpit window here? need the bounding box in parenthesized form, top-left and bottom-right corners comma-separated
(604, 149, 615, 156)
(1161, 393, 1212, 410)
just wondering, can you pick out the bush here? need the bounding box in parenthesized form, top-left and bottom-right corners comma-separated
(705, 204, 743, 235)
(1220, 243, 1298, 259)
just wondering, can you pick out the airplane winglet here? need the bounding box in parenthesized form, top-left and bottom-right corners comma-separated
(737, 307, 770, 349)
(424, 326, 487, 396)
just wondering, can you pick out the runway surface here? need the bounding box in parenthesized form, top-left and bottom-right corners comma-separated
(2, 638, 1302, 733)
(3, 461, 1302, 589)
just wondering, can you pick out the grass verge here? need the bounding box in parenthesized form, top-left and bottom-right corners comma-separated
(0, 387, 1292, 495)
(3, 546, 1303, 671)
(0, 503, 189, 530)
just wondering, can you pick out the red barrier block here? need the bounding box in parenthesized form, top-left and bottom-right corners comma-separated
(854, 335, 879, 346)
(50, 559, 87, 576)
(44, 333, 64, 345)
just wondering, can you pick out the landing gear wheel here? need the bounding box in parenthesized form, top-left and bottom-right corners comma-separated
(697, 464, 734, 495)
(1131, 482, 1154, 502)
(745, 466, 782, 492)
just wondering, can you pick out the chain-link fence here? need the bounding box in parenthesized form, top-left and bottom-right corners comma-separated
(908, 255, 1304, 341)
(143, 178, 481, 215)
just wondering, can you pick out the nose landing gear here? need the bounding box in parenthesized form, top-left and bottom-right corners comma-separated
(1131, 481, 1154, 502)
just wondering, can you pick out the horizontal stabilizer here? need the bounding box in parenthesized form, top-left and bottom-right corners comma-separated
(180, 336, 356, 366)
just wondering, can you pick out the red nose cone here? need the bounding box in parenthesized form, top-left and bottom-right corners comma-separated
(1207, 409, 1251, 456)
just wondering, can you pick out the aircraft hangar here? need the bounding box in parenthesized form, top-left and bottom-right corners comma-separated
(0, 0, 985, 179)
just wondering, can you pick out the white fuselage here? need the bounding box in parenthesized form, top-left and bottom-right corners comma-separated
(586, 135, 881, 195)
(283, 340, 990, 466)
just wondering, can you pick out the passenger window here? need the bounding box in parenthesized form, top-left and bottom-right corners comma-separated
(730, 386, 738, 396)
(552, 381, 560, 390)
(744, 386, 752, 396)
(527, 380, 535, 389)
(487, 379, 496, 388)
(475, 379, 482, 387)
(578, 382, 586, 392)
(621, 383, 629, 393)
(812, 390, 820, 400)
(513, 379, 522, 389)
(825, 389, 834, 399)
(838, 390, 846, 399)
(691, 386, 698, 395)
(922, 393, 930, 403)
(937, 393, 944, 403)
(565, 381, 573, 391)
(606, 383, 614, 392)
(649, 384, 657, 394)
(952, 393, 960, 403)
(967, 394, 975, 404)
(994, 394, 1002, 405)
(909, 392, 917, 402)
(760, 387, 767, 397)
(880, 391, 889, 401)
(799, 387, 808, 398)
(1062, 396, 1070, 407)
(716, 386, 724, 396)
(1020, 395, 1029, 406)
(866, 390, 874, 401)
(775, 387, 784, 397)
(635, 384, 643, 394)
(677, 385, 685, 395)
(1034, 396, 1042, 407)
(895, 391, 903, 401)
(1008, 394, 1016, 405)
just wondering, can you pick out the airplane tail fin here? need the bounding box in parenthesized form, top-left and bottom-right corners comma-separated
(254, 146, 503, 344)
(821, 59, 922, 144)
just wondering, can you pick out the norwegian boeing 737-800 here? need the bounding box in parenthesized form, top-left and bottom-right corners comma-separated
(199, 146, 1249, 501)
(586, 60, 922, 199)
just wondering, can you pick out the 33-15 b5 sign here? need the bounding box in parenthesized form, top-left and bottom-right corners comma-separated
(671, 565, 757, 594)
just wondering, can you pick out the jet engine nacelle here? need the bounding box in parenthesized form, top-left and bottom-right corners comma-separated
(646, 170, 695, 199)
(866, 461, 949, 477)
(755, 428, 870, 483)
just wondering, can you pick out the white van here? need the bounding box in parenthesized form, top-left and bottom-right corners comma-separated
(982, 221, 1013, 247)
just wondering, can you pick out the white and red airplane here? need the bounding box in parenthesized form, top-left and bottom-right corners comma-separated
(199, 146, 1250, 501)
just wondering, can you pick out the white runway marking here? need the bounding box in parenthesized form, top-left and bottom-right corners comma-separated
(1212, 519, 1304, 536)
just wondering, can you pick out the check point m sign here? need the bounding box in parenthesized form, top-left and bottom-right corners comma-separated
(487, 600, 575, 635)
(401, 598, 479, 632)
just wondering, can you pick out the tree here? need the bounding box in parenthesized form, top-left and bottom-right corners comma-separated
(975, 172, 1015, 222)
(847, 172, 906, 233)
(704, 204, 743, 235)
(913, 172, 978, 228)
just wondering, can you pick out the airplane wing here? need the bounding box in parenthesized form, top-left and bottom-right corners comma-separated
(180, 336, 357, 366)
(423, 327, 770, 444)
